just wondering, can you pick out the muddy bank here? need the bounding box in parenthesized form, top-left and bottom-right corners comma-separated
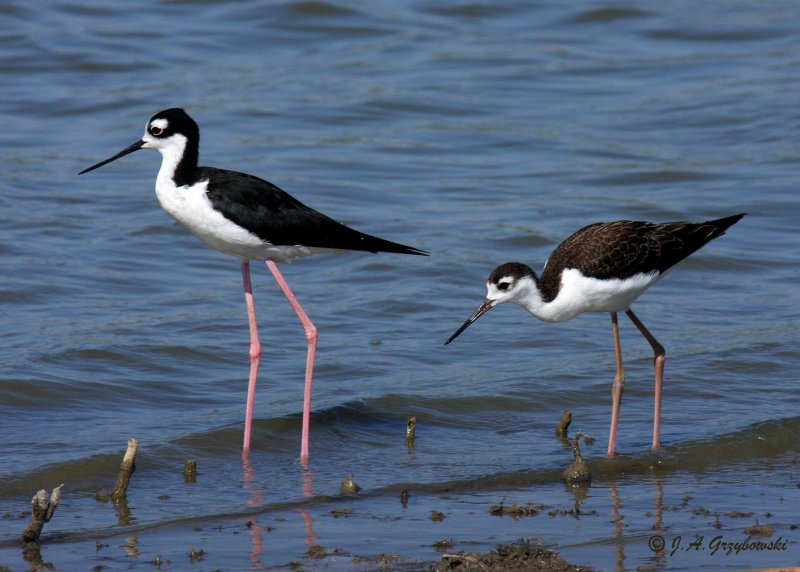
(430, 539, 594, 571)
(324, 539, 594, 571)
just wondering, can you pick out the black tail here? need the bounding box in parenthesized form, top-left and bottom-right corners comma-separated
(349, 230, 428, 256)
(704, 213, 746, 240)
(676, 212, 745, 268)
(647, 213, 745, 274)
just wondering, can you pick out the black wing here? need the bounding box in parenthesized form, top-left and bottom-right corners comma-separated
(202, 167, 426, 255)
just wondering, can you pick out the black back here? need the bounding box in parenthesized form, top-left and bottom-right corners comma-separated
(203, 167, 426, 255)
(145, 108, 425, 256)
(536, 214, 745, 302)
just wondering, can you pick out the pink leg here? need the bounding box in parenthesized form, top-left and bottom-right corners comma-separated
(241, 261, 262, 454)
(266, 260, 317, 464)
(608, 312, 625, 457)
(625, 309, 665, 450)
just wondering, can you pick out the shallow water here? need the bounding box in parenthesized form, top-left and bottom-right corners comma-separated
(1, 0, 799, 570)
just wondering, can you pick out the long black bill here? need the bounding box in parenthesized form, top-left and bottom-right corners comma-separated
(78, 139, 145, 175)
(445, 299, 494, 345)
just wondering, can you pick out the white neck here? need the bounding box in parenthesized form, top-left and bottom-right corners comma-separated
(505, 273, 595, 324)
(154, 135, 188, 189)
(508, 276, 554, 321)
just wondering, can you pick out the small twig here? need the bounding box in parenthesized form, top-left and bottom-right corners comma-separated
(112, 438, 138, 501)
(22, 484, 63, 544)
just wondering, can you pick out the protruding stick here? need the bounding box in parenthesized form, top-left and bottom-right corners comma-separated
(563, 433, 592, 484)
(184, 459, 197, 483)
(112, 438, 138, 501)
(341, 475, 361, 494)
(555, 410, 571, 437)
(405, 416, 417, 446)
(22, 484, 63, 544)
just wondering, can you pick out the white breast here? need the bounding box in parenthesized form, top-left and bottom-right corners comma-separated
(157, 176, 356, 262)
(535, 268, 663, 323)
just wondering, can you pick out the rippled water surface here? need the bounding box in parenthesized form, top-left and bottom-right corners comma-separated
(1, 1, 799, 570)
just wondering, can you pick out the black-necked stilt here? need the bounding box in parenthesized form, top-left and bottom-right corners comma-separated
(80, 108, 427, 462)
(445, 214, 745, 457)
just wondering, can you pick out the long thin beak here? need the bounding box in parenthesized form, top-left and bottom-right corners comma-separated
(445, 298, 494, 345)
(78, 139, 145, 175)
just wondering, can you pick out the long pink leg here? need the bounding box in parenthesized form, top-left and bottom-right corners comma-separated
(625, 308, 665, 450)
(607, 312, 625, 457)
(266, 260, 317, 464)
(241, 260, 261, 454)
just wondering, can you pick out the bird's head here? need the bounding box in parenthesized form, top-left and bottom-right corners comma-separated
(79, 108, 199, 175)
(445, 262, 537, 344)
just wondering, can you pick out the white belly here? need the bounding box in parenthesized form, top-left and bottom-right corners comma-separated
(154, 177, 320, 262)
(534, 268, 663, 323)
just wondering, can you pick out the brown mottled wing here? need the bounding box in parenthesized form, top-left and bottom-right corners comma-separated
(537, 214, 744, 302)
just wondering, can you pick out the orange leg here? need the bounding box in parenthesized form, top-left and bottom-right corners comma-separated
(625, 308, 665, 450)
(607, 312, 625, 457)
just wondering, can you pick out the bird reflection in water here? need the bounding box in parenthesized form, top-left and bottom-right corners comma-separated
(241, 454, 319, 568)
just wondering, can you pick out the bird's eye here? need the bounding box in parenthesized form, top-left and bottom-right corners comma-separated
(150, 126, 163, 136)
(497, 282, 510, 291)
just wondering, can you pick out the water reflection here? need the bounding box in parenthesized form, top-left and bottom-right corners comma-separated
(609, 480, 626, 572)
(241, 453, 319, 568)
(299, 464, 319, 547)
(242, 454, 265, 569)
(22, 543, 51, 570)
(605, 475, 666, 572)
(650, 477, 666, 569)
(123, 536, 139, 559)
(113, 496, 134, 526)
(564, 479, 589, 513)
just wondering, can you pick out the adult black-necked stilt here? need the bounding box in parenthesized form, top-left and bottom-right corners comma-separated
(80, 108, 427, 462)
(445, 214, 745, 457)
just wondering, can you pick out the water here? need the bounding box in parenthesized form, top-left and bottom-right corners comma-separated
(2, 1, 799, 569)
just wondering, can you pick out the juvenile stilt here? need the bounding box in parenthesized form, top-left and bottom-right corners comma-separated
(445, 214, 744, 456)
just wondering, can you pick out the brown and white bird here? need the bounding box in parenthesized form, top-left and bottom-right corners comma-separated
(446, 213, 745, 457)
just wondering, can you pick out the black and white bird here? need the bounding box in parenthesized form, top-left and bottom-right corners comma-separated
(80, 107, 426, 463)
(445, 214, 745, 457)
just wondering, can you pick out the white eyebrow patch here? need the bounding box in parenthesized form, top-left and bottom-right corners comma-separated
(150, 118, 169, 130)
